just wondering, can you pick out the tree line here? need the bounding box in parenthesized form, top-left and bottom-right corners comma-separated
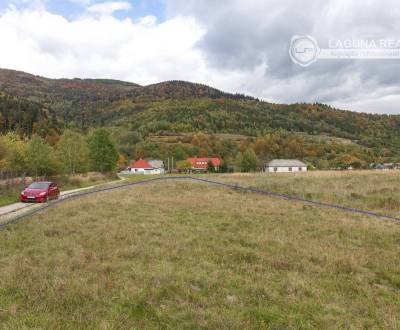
(0, 129, 119, 178)
(0, 127, 394, 179)
(115, 130, 382, 173)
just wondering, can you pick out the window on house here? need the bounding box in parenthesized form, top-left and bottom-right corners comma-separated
(299, 167, 302, 171)
(289, 167, 292, 172)
(274, 167, 278, 172)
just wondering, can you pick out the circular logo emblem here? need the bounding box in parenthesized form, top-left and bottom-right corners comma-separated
(289, 35, 320, 67)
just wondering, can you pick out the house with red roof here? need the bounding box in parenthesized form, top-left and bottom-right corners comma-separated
(126, 159, 165, 175)
(187, 157, 221, 172)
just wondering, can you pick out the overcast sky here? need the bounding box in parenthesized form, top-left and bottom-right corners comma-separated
(0, 0, 399, 114)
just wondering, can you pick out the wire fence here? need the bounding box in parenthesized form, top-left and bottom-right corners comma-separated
(1, 176, 400, 230)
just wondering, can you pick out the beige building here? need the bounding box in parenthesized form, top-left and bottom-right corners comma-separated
(265, 159, 308, 173)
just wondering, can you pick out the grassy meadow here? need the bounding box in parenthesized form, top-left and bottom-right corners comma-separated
(216, 170, 400, 217)
(0, 171, 399, 328)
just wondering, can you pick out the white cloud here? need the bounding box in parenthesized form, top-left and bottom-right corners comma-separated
(0, 6, 202, 84)
(0, 4, 271, 97)
(165, 0, 400, 114)
(86, 1, 132, 16)
(0, 1, 399, 114)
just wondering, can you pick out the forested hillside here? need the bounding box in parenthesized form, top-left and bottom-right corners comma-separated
(0, 92, 59, 140)
(0, 68, 399, 170)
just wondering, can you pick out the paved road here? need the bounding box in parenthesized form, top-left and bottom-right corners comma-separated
(0, 179, 124, 218)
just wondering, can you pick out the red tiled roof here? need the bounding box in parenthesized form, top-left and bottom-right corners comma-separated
(128, 159, 153, 169)
(187, 157, 221, 169)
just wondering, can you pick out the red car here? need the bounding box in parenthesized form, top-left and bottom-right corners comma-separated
(20, 181, 60, 203)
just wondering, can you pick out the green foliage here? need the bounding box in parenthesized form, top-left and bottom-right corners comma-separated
(218, 159, 229, 173)
(207, 160, 216, 173)
(25, 135, 57, 177)
(0, 92, 59, 139)
(2, 68, 400, 169)
(88, 129, 118, 173)
(3, 133, 26, 175)
(0, 137, 7, 171)
(176, 160, 192, 172)
(242, 149, 258, 172)
(234, 152, 244, 172)
(132, 141, 160, 160)
(252, 132, 377, 170)
(57, 130, 89, 174)
(172, 144, 188, 161)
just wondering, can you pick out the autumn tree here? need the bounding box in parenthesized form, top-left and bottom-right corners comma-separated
(117, 154, 127, 171)
(25, 135, 57, 177)
(3, 133, 26, 176)
(176, 160, 192, 173)
(57, 130, 89, 174)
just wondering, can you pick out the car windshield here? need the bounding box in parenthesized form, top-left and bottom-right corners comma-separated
(28, 182, 50, 189)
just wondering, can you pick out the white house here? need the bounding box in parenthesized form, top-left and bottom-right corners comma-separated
(265, 159, 308, 173)
(125, 159, 165, 175)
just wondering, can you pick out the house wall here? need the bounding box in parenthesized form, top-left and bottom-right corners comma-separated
(191, 166, 219, 172)
(148, 168, 165, 175)
(125, 168, 165, 175)
(265, 166, 307, 173)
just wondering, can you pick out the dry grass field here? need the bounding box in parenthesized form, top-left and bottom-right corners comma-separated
(0, 171, 399, 328)
(216, 170, 400, 217)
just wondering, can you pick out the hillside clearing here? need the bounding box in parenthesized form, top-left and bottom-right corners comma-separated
(0, 173, 399, 328)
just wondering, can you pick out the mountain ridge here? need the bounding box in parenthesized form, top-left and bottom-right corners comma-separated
(0, 68, 250, 100)
(0, 68, 400, 162)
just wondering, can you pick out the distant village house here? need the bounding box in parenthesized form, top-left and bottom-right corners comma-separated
(125, 159, 165, 175)
(372, 163, 400, 170)
(265, 159, 308, 173)
(187, 157, 221, 172)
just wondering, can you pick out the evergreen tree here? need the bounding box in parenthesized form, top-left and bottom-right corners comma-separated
(207, 160, 215, 173)
(242, 149, 257, 172)
(88, 129, 118, 172)
(218, 159, 229, 173)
